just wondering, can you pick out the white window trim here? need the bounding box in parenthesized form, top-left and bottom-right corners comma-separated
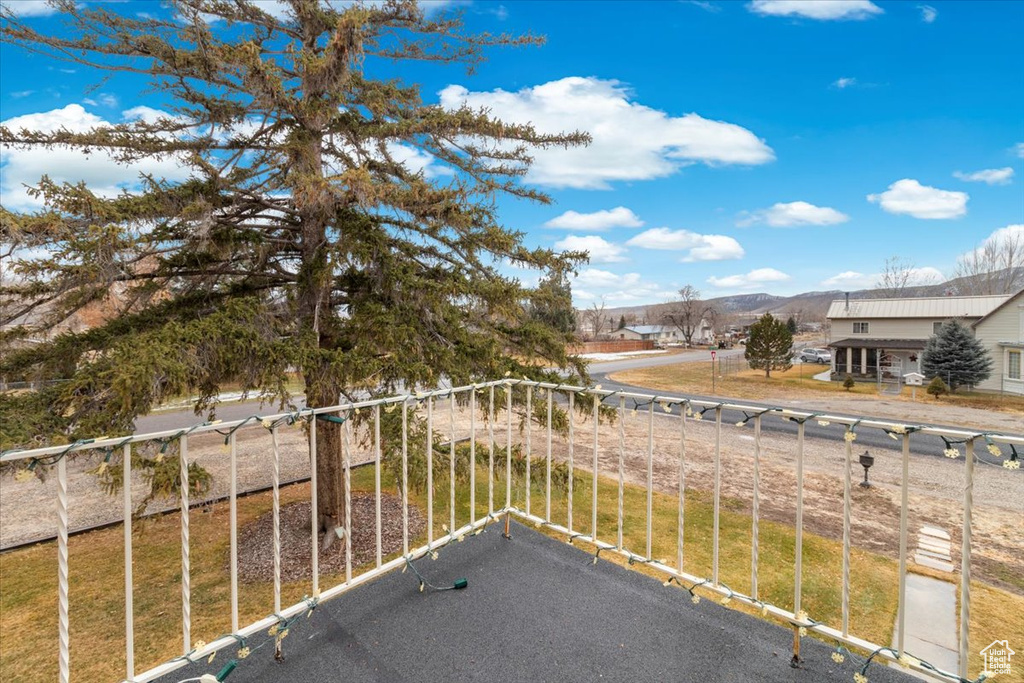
(1007, 348, 1022, 381)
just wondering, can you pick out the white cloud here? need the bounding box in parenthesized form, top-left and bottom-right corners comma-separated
(1, 104, 193, 211)
(545, 206, 643, 231)
(832, 77, 857, 89)
(0, 0, 55, 16)
(737, 201, 849, 227)
(747, 0, 882, 20)
(573, 268, 641, 290)
(10, 90, 34, 99)
(683, 1, 721, 11)
(438, 77, 774, 190)
(821, 271, 877, 288)
(905, 266, 945, 284)
(1015, 143, 1024, 159)
(570, 268, 676, 304)
(707, 267, 792, 290)
(553, 235, 627, 264)
(626, 227, 745, 261)
(867, 179, 968, 219)
(917, 4, 937, 22)
(953, 167, 1014, 185)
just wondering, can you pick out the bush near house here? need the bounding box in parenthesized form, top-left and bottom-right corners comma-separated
(927, 376, 949, 399)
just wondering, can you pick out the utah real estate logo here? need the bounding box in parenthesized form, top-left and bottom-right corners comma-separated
(980, 640, 1015, 676)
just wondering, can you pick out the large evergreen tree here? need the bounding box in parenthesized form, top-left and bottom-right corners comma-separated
(0, 0, 589, 534)
(921, 320, 993, 391)
(744, 313, 793, 378)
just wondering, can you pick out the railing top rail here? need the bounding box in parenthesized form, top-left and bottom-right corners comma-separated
(3, 378, 1022, 463)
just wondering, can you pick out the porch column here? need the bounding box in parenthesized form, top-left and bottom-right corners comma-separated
(860, 347, 868, 375)
(846, 348, 853, 374)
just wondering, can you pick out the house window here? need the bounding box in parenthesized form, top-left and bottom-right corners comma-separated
(933, 321, 944, 335)
(853, 322, 869, 334)
(1009, 350, 1022, 380)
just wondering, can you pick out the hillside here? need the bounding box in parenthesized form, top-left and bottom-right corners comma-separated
(592, 269, 1024, 325)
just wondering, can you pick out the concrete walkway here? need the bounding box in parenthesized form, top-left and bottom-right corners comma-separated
(893, 526, 960, 679)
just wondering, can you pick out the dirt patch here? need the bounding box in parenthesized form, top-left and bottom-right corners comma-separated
(236, 493, 424, 584)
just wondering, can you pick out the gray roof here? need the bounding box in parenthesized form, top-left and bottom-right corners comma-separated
(826, 294, 1009, 320)
(624, 324, 674, 334)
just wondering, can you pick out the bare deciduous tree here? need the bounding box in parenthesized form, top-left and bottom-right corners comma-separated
(951, 229, 1024, 295)
(661, 285, 712, 346)
(580, 299, 608, 340)
(875, 256, 936, 297)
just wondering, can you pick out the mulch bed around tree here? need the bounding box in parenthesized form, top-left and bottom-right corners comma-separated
(237, 493, 425, 584)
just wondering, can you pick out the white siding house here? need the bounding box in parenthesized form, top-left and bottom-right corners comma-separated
(824, 293, 1024, 394)
(972, 289, 1024, 394)
(616, 325, 679, 343)
(616, 321, 714, 345)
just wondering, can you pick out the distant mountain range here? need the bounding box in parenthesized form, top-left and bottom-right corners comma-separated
(593, 268, 1024, 324)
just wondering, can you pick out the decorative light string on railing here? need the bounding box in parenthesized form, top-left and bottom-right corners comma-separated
(734, 408, 774, 428)
(940, 434, 1021, 469)
(831, 643, 996, 683)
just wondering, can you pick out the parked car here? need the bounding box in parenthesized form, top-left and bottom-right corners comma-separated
(797, 348, 832, 364)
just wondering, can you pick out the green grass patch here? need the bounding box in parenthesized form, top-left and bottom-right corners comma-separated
(3, 459, 1018, 683)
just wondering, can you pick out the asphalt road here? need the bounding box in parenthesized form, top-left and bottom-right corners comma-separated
(589, 368, 1022, 469)
(135, 349, 1020, 470)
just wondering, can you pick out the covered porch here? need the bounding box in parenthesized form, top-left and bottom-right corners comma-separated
(829, 338, 927, 380)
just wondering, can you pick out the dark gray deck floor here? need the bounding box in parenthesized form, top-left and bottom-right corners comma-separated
(160, 521, 917, 683)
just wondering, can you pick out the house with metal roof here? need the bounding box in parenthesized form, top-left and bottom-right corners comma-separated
(615, 322, 714, 345)
(825, 291, 1024, 394)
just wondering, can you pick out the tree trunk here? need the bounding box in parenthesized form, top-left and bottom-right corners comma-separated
(307, 377, 346, 544)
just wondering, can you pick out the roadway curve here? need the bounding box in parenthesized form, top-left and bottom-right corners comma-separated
(587, 352, 1021, 469)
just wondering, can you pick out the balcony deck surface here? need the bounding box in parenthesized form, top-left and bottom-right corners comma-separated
(160, 520, 918, 683)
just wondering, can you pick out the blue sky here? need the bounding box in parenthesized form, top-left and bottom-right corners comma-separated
(1, 0, 1022, 305)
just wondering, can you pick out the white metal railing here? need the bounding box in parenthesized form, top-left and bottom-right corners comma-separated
(1, 378, 1020, 683)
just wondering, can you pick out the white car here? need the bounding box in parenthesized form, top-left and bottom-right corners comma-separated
(798, 348, 832, 364)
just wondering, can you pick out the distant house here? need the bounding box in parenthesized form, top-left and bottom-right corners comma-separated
(616, 325, 679, 343)
(825, 291, 1023, 394)
(616, 321, 714, 345)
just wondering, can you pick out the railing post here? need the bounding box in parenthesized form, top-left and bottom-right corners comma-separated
(646, 400, 655, 559)
(450, 390, 457, 535)
(897, 433, 911, 656)
(469, 390, 476, 525)
(229, 433, 239, 632)
(427, 396, 434, 546)
(677, 402, 686, 575)
(402, 400, 409, 555)
(525, 385, 532, 517)
(617, 397, 625, 552)
(546, 388, 553, 521)
(842, 426, 852, 637)
(568, 390, 575, 534)
(751, 415, 761, 601)
(123, 443, 135, 681)
(794, 420, 805, 617)
(592, 393, 600, 541)
(488, 386, 495, 516)
(506, 385, 513, 511)
(374, 403, 382, 568)
(712, 407, 721, 585)
(57, 453, 70, 683)
(179, 436, 191, 654)
(344, 417, 352, 585)
(959, 437, 976, 680)
(271, 427, 282, 615)
(309, 412, 319, 596)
